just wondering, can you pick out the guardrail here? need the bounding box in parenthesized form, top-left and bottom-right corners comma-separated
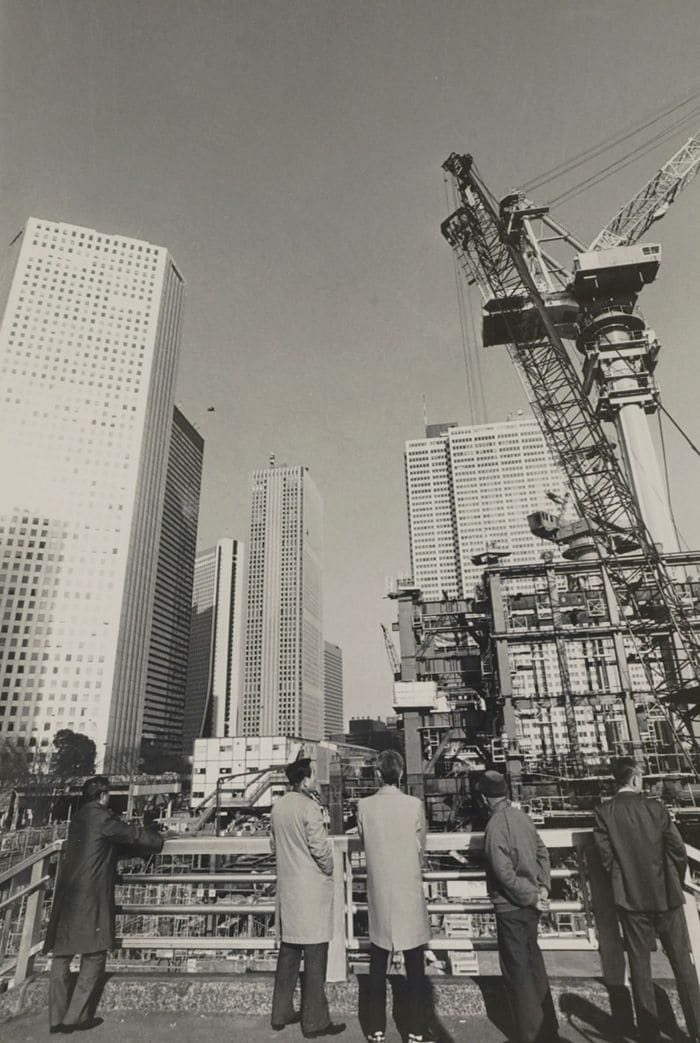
(1, 829, 700, 989)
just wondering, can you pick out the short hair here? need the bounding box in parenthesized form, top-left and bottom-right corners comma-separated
(377, 749, 404, 785)
(612, 757, 642, 787)
(82, 775, 109, 802)
(285, 757, 312, 787)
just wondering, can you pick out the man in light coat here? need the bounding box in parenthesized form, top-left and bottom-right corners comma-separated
(594, 757, 700, 1043)
(270, 757, 346, 1039)
(357, 750, 432, 1043)
(480, 770, 560, 1043)
(44, 775, 164, 1034)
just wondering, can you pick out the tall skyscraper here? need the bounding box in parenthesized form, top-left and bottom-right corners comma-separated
(182, 538, 246, 751)
(405, 417, 566, 599)
(141, 407, 204, 765)
(0, 218, 184, 768)
(323, 641, 343, 738)
(241, 464, 324, 740)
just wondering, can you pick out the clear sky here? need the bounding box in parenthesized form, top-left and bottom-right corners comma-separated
(2, 0, 700, 722)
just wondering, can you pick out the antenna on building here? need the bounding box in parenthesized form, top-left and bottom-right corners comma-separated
(422, 394, 428, 434)
(269, 454, 276, 468)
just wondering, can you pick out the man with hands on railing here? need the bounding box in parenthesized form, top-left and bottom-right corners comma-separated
(479, 769, 561, 1043)
(593, 757, 700, 1043)
(43, 774, 164, 1035)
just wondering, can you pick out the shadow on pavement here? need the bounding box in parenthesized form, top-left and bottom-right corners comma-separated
(559, 989, 636, 1042)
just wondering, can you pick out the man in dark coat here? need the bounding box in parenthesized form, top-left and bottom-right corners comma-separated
(480, 770, 560, 1043)
(44, 775, 164, 1034)
(594, 757, 700, 1043)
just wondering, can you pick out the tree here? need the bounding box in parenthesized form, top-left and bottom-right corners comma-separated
(50, 729, 96, 778)
(0, 738, 31, 800)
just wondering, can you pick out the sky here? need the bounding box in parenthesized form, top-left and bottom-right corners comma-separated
(2, 0, 700, 723)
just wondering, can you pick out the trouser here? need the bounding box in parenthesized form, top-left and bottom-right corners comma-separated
(619, 905, 700, 1043)
(271, 941, 330, 1034)
(495, 908, 559, 1043)
(367, 942, 427, 1037)
(49, 950, 107, 1029)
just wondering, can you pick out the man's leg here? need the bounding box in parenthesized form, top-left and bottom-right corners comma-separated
(367, 943, 390, 1036)
(48, 954, 73, 1029)
(526, 917, 559, 1042)
(657, 905, 700, 1040)
(61, 951, 106, 1028)
(496, 908, 550, 1043)
(272, 942, 303, 1028)
(300, 942, 331, 1035)
(619, 910, 660, 1043)
(403, 945, 427, 1038)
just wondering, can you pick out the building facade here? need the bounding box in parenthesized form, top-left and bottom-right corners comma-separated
(240, 464, 324, 740)
(405, 417, 566, 599)
(0, 218, 184, 768)
(183, 538, 246, 751)
(141, 408, 204, 766)
(323, 641, 343, 737)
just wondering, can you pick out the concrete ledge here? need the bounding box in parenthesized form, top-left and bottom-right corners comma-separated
(0, 972, 685, 1026)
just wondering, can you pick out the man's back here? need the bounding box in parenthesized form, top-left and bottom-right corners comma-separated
(594, 792, 686, 911)
(357, 786, 429, 951)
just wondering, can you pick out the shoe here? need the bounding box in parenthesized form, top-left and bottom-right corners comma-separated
(366, 1034, 385, 1043)
(302, 1023, 346, 1039)
(272, 1014, 302, 1031)
(407, 1036, 436, 1043)
(63, 1018, 105, 1033)
(50, 1029, 69, 1036)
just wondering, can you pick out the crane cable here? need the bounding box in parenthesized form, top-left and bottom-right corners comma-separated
(657, 408, 686, 552)
(547, 104, 700, 208)
(523, 83, 700, 194)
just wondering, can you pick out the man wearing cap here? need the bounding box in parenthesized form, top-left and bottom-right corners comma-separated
(44, 775, 164, 1034)
(270, 757, 345, 1039)
(479, 770, 559, 1043)
(594, 757, 700, 1043)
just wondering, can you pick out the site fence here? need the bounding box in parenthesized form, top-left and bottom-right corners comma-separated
(2, 829, 700, 988)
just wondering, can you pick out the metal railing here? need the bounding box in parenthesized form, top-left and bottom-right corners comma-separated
(2, 829, 700, 988)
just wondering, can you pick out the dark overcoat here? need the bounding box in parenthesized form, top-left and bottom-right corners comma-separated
(593, 791, 687, 911)
(44, 801, 163, 956)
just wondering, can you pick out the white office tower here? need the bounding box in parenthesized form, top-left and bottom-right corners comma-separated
(405, 418, 566, 599)
(241, 464, 324, 740)
(0, 219, 184, 769)
(323, 641, 344, 738)
(183, 539, 246, 751)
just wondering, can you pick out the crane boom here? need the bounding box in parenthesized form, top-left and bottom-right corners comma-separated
(442, 153, 700, 757)
(589, 133, 700, 251)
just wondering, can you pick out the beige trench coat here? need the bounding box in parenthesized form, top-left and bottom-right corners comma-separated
(357, 785, 430, 951)
(271, 791, 334, 944)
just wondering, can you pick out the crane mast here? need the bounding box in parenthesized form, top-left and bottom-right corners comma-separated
(441, 152, 700, 762)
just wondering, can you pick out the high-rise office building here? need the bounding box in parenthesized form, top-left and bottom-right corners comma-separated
(323, 641, 343, 738)
(240, 464, 324, 740)
(405, 417, 566, 599)
(142, 408, 204, 765)
(0, 218, 184, 768)
(183, 538, 246, 751)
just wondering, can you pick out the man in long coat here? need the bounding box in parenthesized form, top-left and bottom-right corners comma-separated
(594, 757, 700, 1043)
(270, 757, 345, 1039)
(357, 750, 432, 1043)
(44, 775, 164, 1033)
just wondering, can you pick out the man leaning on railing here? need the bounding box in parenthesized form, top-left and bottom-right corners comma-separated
(43, 774, 164, 1035)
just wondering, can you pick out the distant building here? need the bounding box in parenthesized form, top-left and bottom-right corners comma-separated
(323, 641, 343, 737)
(0, 219, 184, 769)
(405, 417, 566, 599)
(240, 464, 324, 740)
(141, 408, 204, 765)
(343, 716, 402, 754)
(182, 539, 246, 751)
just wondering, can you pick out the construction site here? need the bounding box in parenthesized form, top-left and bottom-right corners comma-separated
(380, 129, 700, 833)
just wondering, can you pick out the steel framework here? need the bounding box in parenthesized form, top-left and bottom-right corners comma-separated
(441, 153, 700, 761)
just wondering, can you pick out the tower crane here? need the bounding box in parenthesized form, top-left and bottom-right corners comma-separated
(381, 623, 401, 681)
(441, 132, 700, 766)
